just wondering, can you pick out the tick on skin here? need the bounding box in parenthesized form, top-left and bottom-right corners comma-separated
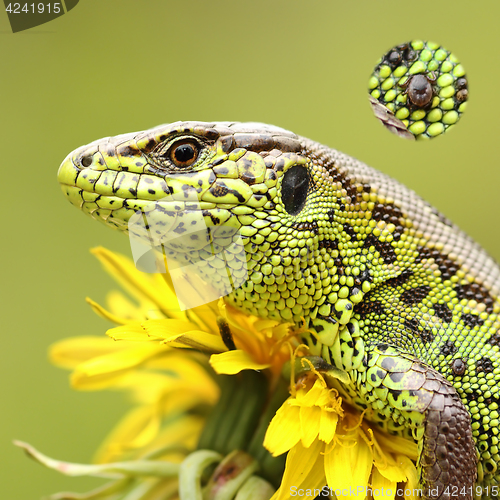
(399, 72, 437, 109)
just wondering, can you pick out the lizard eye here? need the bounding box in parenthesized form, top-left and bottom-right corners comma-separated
(281, 165, 309, 215)
(168, 140, 200, 168)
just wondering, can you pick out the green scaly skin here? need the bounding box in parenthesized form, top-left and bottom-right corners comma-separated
(369, 40, 468, 140)
(58, 122, 500, 499)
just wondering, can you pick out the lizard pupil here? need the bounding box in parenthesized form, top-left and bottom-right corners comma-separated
(170, 141, 199, 167)
(281, 165, 309, 215)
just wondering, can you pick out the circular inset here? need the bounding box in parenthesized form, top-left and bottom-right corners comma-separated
(368, 40, 468, 140)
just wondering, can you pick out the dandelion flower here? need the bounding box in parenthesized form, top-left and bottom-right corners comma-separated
(19, 248, 419, 500)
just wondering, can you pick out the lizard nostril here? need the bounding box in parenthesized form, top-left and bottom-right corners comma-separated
(80, 154, 93, 167)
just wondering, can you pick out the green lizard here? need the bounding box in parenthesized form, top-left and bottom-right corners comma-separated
(58, 121, 500, 499)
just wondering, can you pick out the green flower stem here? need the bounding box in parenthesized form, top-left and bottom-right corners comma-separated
(234, 476, 275, 500)
(203, 450, 258, 500)
(48, 478, 132, 500)
(246, 376, 289, 486)
(197, 371, 268, 455)
(214, 375, 254, 453)
(196, 375, 234, 451)
(14, 440, 180, 479)
(224, 371, 268, 454)
(179, 450, 222, 500)
(195, 371, 289, 489)
(120, 477, 180, 500)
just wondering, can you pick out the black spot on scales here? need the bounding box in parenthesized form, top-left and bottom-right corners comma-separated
(440, 341, 457, 356)
(416, 248, 458, 282)
(142, 138, 157, 153)
(117, 145, 137, 157)
(400, 285, 431, 306)
(380, 357, 396, 371)
(318, 237, 337, 251)
(363, 234, 397, 264)
(390, 389, 403, 401)
(488, 333, 500, 347)
(355, 298, 386, 318)
(461, 313, 484, 328)
(173, 223, 186, 234)
(455, 282, 495, 314)
(389, 371, 405, 383)
(434, 303, 453, 323)
(371, 203, 405, 237)
(476, 357, 494, 373)
(343, 223, 357, 241)
(386, 270, 413, 288)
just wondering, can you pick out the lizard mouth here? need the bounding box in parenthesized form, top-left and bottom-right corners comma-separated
(57, 148, 242, 235)
(58, 151, 250, 308)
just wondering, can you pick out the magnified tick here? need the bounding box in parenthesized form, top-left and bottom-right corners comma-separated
(400, 72, 437, 109)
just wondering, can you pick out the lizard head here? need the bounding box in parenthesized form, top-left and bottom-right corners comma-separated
(58, 121, 368, 326)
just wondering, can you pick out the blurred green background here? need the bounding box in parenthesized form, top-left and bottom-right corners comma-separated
(2, 1, 499, 498)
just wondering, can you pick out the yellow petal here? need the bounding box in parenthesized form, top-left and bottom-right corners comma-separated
(271, 439, 326, 500)
(86, 297, 130, 325)
(91, 247, 181, 319)
(209, 350, 270, 374)
(94, 388, 215, 463)
(106, 290, 149, 320)
(141, 319, 203, 339)
(113, 371, 174, 404)
(147, 354, 213, 385)
(294, 378, 327, 407)
(325, 437, 373, 497)
(264, 403, 301, 456)
(371, 468, 397, 499)
(185, 300, 220, 334)
(398, 455, 419, 500)
(164, 330, 227, 353)
(107, 322, 153, 341)
(299, 406, 321, 448)
(49, 336, 133, 369)
(71, 343, 164, 390)
(318, 409, 338, 443)
(373, 427, 418, 461)
(107, 290, 169, 321)
(373, 450, 409, 484)
(290, 378, 336, 410)
(93, 404, 161, 462)
(253, 318, 285, 334)
(136, 414, 204, 461)
(159, 384, 218, 417)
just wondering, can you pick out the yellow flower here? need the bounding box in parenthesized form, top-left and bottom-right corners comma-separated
(264, 370, 419, 500)
(20, 247, 419, 500)
(90, 247, 298, 378)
